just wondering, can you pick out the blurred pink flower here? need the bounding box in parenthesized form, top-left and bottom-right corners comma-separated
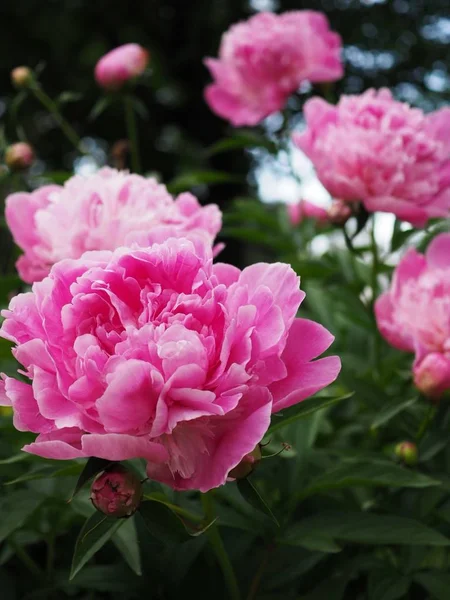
(375, 233, 450, 396)
(95, 43, 149, 90)
(0, 238, 340, 492)
(204, 11, 343, 126)
(288, 199, 328, 226)
(5, 167, 221, 284)
(294, 89, 450, 226)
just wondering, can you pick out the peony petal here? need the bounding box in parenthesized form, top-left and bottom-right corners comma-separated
(81, 433, 168, 463)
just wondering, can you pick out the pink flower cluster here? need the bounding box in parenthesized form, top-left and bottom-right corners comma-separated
(0, 239, 340, 492)
(95, 44, 149, 90)
(294, 89, 450, 226)
(375, 234, 450, 399)
(204, 11, 343, 126)
(5, 168, 221, 284)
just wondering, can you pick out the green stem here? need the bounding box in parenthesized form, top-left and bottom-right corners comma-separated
(9, 537, 45, 580)
(124, 94, 141, 173)
(46, 534, 55, 578)
(247, 544, 273, 600)
(416, 403, 436, 441)
(370, 219, 381, 376)
(201, 492, 241, 600)
(30, 85, 84, 153)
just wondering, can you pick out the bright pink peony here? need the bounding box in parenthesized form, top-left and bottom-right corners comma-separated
(375, 233, 450, 396)
(294, 89, 450, 226)
(5, 168, 221, 284)
(204, 11, 343, 126)
(95, 43, 149, 90)
(0, 238, 340, 492)
(288, 199, 328, 226)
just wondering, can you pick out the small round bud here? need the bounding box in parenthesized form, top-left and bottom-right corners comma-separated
(413, 353, 450, 402)
(328, 200, 352, 226)
(395, 441, 418, 466)
(5, 143, 35, 171)
(11, 66, 33, 89)
(228, 445, 262, 480)
(90, 465, 142, 518)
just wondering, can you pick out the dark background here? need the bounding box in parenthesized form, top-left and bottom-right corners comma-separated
(0, 0, 449, 268)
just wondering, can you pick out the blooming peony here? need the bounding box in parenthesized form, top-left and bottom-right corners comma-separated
(0, 238, 340, 492)
(95, 43, 149, 90)
(375, 233, 450, 397)
(5, 167, 222, 284)
(204, 11, 343, 126)
(294, 89, 450, 226)
(288, 199, 328, 226)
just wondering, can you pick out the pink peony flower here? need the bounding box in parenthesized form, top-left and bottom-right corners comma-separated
(375, 233, 450, 397)
(95, 43, 149, 90)
(294, 89, 450, 227)
(288, 199, 328, 226)
(5, 167, 222, 284)
(204, 11, 343, 126)
(0, 238, 340, 492)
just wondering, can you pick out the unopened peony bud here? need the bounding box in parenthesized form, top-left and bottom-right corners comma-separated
(328, 200, 352, 226)
(413, 353, 450, 401)
(395, 441, 418, 466)
(90, 465, 142, 518)
(11, 66, 33, 89)
(288, 199, 328, 227)
(228, 445, 262, 479)
(95, 44, 149, 91)
(5, 143, 35, 171)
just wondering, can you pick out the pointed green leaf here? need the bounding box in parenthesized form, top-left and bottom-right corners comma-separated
(371, 397, 418, 429)
(70, 512, 123, 579)
(112, 516, 141, 576)
(138, 500, 189, 544)
(268, 392, 353, 434)
(299, 460, 439, 499)
(237, 478, 279, 526)
(281, 511, 450, 548)
(0, 490, 45, 543)
(414, 572, 450, 600)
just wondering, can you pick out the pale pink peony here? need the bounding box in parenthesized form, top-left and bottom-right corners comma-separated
(288, 199, 328, 226)
(375, 233, 450, 396)
(5, 167, 221, 284)
(294, 89, 450, 226)
(204, 11, 343, 126)
(95, 43, 149, 90)
(0, 238, 340, 492)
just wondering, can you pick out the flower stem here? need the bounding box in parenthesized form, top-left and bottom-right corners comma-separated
(201, 492, 241, 600)
(416, 403, 436, 441)
(370, 219, 382, 375)
(9, 537, 45, 580)
(30, 84, 85, 153)
(124, 94, 141, 173)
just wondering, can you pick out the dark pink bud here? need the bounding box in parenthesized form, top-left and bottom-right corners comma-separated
(228, 445, 262, 480)
(5, 143, 35, 171)
(90, 465, 142, 518)
(328, 199, 352, 226)
(95, 44, 149, 91)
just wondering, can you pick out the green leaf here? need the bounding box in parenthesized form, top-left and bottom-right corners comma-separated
(70, 511, 123, 580)
(368, 571, 410, 600)
(56, 91, 82, 106)
(371, 397, 418, 429)
(5, 462, 82, 485)
(206, 131, 276, 155)
(0, 453, 30, 466)
(268, 392, 354, 434)
(414, 571, 450, 600)
(237, 478, 279, 526)
(299, 460, 440, 499)
(281, 511, 450, 548)
(69, 457, 114, 501)
(0, 490, 45, 543)
(167, 170, 242, 194)
(112, 516, 141, 576)
(88, 97, 112, 121)
(138, 500, 189, 544)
